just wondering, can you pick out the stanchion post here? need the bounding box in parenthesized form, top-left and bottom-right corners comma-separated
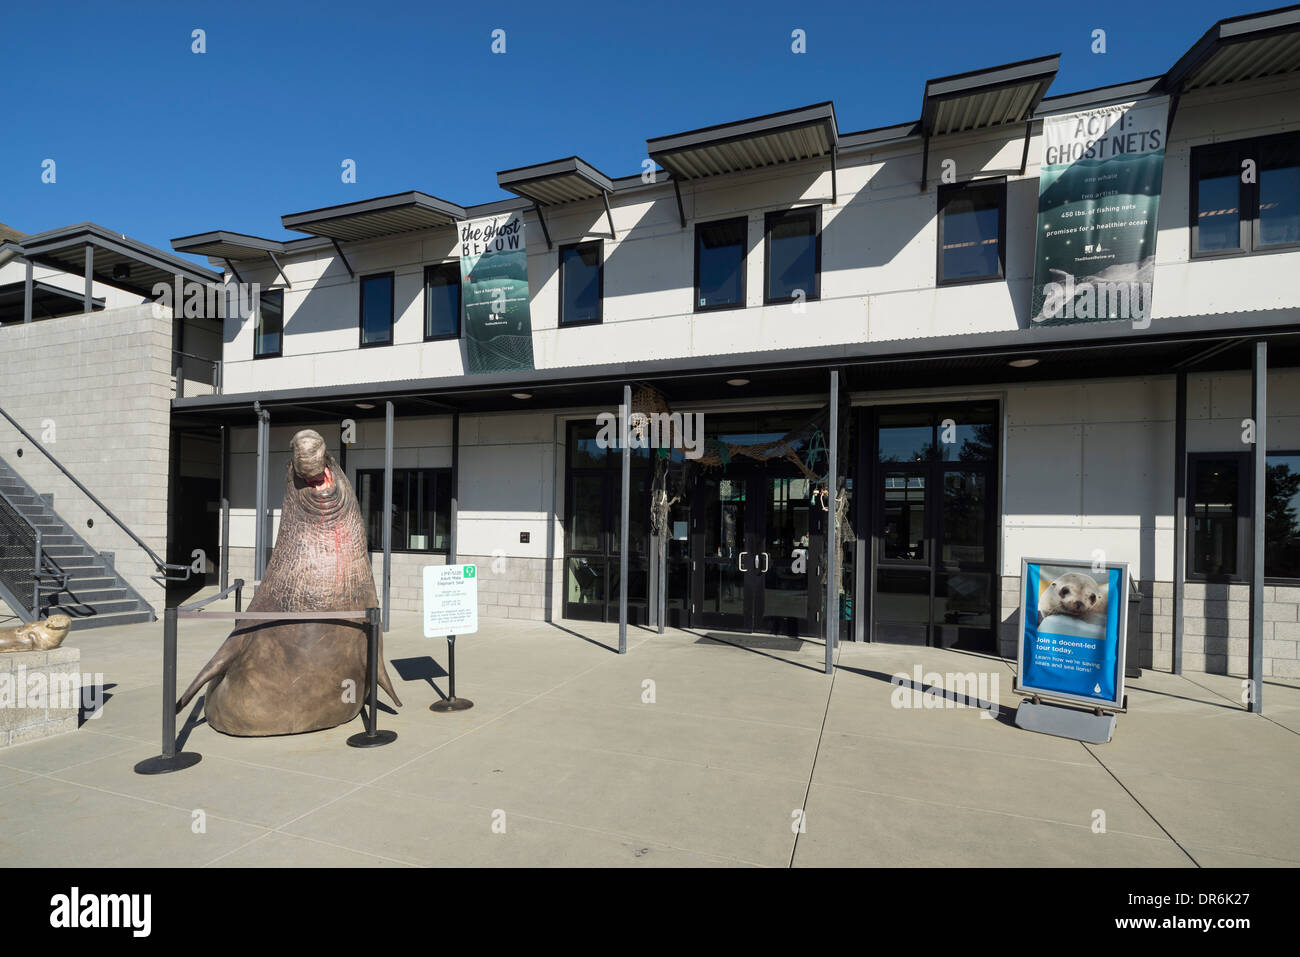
(134, 606, 202, 774)
(348, 607, 397, 747)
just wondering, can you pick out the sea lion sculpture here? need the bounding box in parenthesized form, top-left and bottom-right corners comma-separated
(177, 429, 402, 735)
(0, 614, 71, 653)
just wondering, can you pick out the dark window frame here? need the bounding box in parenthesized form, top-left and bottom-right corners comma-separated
(763, 206, 822, 305)
(358, 271, 395, 349)
(1265, 448, 1300, 584)
(1190, 131, 1300, 259)
(693, 216, 749, 313)
(936, 178, 1006, 286)
(422, 262, 462, 342)
(558, 239, 604, 327)
(254, 288, 283, 359)
(1186, 451, 1252, 583)
(355, 466, 452, 555)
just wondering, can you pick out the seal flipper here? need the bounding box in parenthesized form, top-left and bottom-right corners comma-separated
(176, 631, 250, 714)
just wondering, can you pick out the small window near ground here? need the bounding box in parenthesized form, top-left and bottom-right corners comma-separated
(355, 468, 451, 552)
(359, 273, 394, 347)
(937, 181, 1004, 284)
(559, 240, 602, 325)
(1267, 453, 1300, 580)
(695, 217, 747, 311)
(255, 289, 283, 358)
(1188, 454, 1249, 579)
(765, 207, 820, 304)
(424, 262, 461, 340)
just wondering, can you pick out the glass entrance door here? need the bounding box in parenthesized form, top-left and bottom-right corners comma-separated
(870, 404, 997, 650)
(693, 472, 822, 635)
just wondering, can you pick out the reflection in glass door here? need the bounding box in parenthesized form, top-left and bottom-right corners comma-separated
(696, 476, 750, 629)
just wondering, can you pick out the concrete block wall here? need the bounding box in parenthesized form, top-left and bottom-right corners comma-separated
(0, 304, 175, 607)
(0, 647, 81, 748)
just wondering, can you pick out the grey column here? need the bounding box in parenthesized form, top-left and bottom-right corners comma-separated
(23, 259, 33, 324)
(825, 370, 839, 675)
(1172, 371, 1187, 674)
(619, 384, 631, 654)
(83, 245, 93, 314)
(253, 404, 268, 580)
(219, 424, 229, 592)
(1249, 341, 1266, 714)
(382, 401, 394, 633)
(449, 412, 459, 564)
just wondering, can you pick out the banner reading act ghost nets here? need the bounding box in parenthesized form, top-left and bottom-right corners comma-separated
(1030, 99, 1169, 327)
(460, 210, 535, 373)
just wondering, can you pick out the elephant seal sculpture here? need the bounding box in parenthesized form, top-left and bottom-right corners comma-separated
(0, 614, 71, 653)
(177, 429, 402, 735)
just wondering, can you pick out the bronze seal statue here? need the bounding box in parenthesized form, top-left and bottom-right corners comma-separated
(177, 429, 402, 735)
(0, 614, 71, 653)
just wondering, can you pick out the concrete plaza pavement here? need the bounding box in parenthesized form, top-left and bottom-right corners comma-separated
(1, 607, 1297, 867)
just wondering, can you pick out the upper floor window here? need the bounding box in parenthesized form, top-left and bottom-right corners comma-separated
(1191, 131, 1300, 257)
(695, 217, 747, 311)
(255, 289, 283, 358)
(424, 262, 460, 341)
(937, 180, 1005, 285)
(764, 207, 821, 305)
(359, 272, 394, 347)
(559, 240, 603, 326)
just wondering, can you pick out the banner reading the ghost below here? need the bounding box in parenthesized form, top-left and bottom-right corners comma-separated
(460, 210, 535, 373)
(1030, 98, 1169, 327)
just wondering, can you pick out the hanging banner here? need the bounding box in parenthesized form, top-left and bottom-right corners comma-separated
(460, 210, 535, 373)
(1030, 98, 1169, 326)
(1017, 558, 1128, 710)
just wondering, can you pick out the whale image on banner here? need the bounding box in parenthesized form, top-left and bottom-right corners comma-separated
(460, 210, 535, 373)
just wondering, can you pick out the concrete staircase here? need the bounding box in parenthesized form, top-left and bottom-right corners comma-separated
(0, 456, 155, 630)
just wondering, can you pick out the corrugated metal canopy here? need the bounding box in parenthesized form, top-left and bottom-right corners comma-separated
(170, 230, 287, 262)
(281, 191, 467, 242)
(16, 223, 222, 298)
(1166, 5, 1300, 92)
(0, 280, 104, 324)
(497, 157, 614, 207)
(922, 55, 1059, 136)
(646, 102, 838, 180)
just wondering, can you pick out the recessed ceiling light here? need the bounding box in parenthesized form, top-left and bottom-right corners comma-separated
(355, 402, 375, 409)
(726, 378, 750, 386)
(511, 392, 532, 400)
(1009, 358, 1039, 368)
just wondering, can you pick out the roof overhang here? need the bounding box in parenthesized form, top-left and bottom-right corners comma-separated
(281, 191, 467, 242)
(15, 223, 222, 298)
(0, 280, 104, 324)
(1163, 4, 1300, 93)
(171, 309, 1300, 421)
(646, 102, 839, 180)
(170, 230, 288, 261)
(921, 54, 1060, 136)
(497, 156, 615, 206)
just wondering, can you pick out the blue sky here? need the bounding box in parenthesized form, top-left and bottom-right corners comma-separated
(0, 0, 1265, 266)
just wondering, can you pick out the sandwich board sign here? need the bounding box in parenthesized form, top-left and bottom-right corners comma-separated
(423, 564, 478, 637)
(1015, 557, 1128, 743)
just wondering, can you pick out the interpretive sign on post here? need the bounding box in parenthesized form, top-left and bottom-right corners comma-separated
(423, 564, 478, 637)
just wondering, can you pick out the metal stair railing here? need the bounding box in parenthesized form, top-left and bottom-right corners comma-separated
(0, 485, 68, 619)
(0, 403, 192, 586)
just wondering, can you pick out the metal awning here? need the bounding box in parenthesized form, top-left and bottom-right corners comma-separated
(497, 157, 617, 248)
(16, 222, 222, 298)
(0, 280, 103, 324)
(918, 54, 1059, 190)
(1164, 4, 1300, 93)
(646, 102, 839, 225)
(170, 231, 288, 261)
(281, 191, 467, 243)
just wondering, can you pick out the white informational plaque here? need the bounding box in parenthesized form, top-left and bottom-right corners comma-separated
(423, 564, 479, 637)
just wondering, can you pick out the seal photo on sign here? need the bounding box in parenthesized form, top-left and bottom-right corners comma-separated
(176, 429, 402, 736)
(1037, 571, 1108, 627)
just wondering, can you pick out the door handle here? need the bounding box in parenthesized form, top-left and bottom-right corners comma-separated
(760, 552, 770, 572)
(738, 551, 748, 571)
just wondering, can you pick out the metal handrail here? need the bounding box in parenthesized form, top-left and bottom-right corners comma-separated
(0, 403, 191, 583)
(0, 484, 67, 617)
(178, 579, 244, 613)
